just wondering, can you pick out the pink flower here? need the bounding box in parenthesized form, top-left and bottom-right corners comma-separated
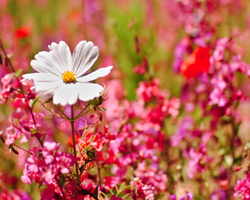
(188, 143, 211, 179)
(110, 195, 122, 200)
(22, 142, 77, 185)
(136, 79, 160, 105)
(234, 173, 250, 200)
(134, 58, 148, 74)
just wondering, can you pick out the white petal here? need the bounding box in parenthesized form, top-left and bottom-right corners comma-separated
(53, 83, 79, 106)
(22, 73, 62, 83)
(33, 81, 62, 94)
(76, 82, 104, 102)
(33, 41, 72, 76)
(30, 51, 63, 77)
(31, 81, 62, 101)
(72, 41, 99, 77)
(23, 73, 63, 98)
(49, 41, 72, 71)
(32, 52, 63, 77)
(77, 66, 113, 82)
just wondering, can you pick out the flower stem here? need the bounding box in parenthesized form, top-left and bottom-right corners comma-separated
(0, 38, 43, 147)
(97, 161, 102, 191)
(71, 105, 80, 185)
(55, 177, 66, 200)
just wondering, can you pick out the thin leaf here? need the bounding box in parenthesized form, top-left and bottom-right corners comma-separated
(15, 69, 22, 78)
(109, 188, 114, 195)
(89, 104, 95, 110)
(234, 155, 243, 164)
(97, 106, 106, 112)
(100, 191, 109, 198)
(31, 97, 40, 110)
(119, 182, 126, 191)
(59, 174, 67, 188)
(93, 185, 99, 199)
(43, 98, 52, 104)
(122, 193, 130, 199)
(41, 133, 47, 143)
(39, 182, 43, 188)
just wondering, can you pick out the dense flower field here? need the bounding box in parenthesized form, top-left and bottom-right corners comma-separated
(1, 0, 250, 199)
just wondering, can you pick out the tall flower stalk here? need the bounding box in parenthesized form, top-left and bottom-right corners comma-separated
(70, 105, 80, 184)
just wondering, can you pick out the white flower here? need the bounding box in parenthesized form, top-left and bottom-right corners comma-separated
(22, 41, 113, 106)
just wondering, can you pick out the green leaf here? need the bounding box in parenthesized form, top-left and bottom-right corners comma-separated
(59, 174, 67, 188)
(31, 97, 40, 110)
(234, 155, 243, 164)
(41, 133, 47, 143)
(235, 122, 242, 134)
(43, 98, 52, 104)
(15, 69, 22, 77)
(93, 185, 99, 199)
(89, 104, 95, 110)
(0, 130, 3, 135)
(97, 107, 106, 112)
(119, 182, 126, 191)
(38, 182, 43, 188)
(122, 193, 130, 199)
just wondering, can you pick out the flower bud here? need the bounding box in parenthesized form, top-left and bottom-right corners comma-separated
(0, 135, 5, 144)
(86, 151, 96, 159)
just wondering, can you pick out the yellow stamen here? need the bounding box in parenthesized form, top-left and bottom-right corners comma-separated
(62, 71, 75, 83)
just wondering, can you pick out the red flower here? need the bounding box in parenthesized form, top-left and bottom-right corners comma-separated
(67, 134, 80, 147)
(180, 47, 210, 79)
(15, 26, 31, 39)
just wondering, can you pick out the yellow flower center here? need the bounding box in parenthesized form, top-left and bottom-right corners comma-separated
(62, 71, 76, 83)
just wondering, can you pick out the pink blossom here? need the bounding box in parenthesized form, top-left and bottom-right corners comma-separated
(136, 79, 160, 105)
(234, 173, 250, 200)
(188, 143, 211, 179)
(22, 142, 76, 185)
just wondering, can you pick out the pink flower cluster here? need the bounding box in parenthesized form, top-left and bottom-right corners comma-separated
(234, 172, 250, 200)
(21, 142, 77, 185)
(5, 108, 44, 145)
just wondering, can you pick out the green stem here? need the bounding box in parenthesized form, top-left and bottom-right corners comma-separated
(71, 105, 80, 185)
(75, 102, 91, 119)
(58, 105, 70, 120)
(97, 161, 102, 191)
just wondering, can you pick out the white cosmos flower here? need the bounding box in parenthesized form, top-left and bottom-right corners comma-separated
(22, 41, 113, 106)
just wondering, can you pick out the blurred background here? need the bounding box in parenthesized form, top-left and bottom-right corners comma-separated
(1, 0, 250, 199)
